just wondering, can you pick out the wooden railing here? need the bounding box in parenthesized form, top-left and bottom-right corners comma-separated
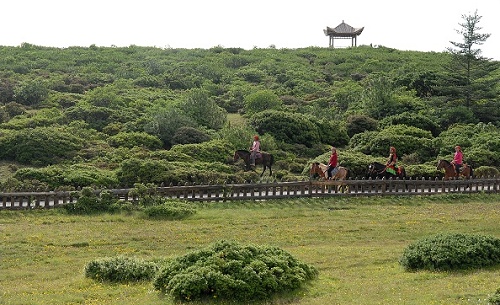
(1, 176, 499, 210)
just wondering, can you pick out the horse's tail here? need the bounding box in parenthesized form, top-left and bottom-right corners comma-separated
(469, 165, 474, 178)
(270, 154, 274, 166)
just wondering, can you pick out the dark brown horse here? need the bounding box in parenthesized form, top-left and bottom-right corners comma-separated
(366, 162, 406, 180)
(233, 150, 274, 176)
(437, 159, 473, 180)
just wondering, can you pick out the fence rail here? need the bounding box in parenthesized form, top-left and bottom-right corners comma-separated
(1, 177, 499, 210)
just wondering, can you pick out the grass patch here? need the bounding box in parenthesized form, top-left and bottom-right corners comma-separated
(1, 194, 499, 304)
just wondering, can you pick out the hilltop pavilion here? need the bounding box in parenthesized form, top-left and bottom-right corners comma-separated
(324, 21, 364, 48)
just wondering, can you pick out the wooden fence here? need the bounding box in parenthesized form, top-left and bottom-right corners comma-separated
(1, 176, 499, 210)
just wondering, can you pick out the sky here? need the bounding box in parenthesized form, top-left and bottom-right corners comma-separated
(2, 0, 499, 60)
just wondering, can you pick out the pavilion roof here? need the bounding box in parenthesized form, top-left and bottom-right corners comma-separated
(324, 21, 364, 37)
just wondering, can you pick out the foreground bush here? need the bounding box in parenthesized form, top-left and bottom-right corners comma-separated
(490, 288, 500, 305)
(85, 256, 159, 283)
(400, 233, 500, 271)
(153, 240, 318, 301)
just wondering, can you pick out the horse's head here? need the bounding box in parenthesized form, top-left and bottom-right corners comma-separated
(437, 159, 448, 170)
(310, 162, 325, 179)
(233, 151, 241, 162)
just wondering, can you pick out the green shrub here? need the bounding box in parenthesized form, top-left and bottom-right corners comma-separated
(473, 166, 499, 178)
(153, 240, 318, 302)
(400, 233, 500, 271)
(63, 188, 120, 215)
(490, 288, 500, 305)
(142, 199, 197, 220)
(85, 256, 159, 283)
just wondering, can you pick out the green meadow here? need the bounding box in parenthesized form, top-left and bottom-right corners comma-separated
(1, 194, 499, 305)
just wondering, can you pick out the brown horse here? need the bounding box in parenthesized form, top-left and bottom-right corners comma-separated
(233, 150, 274, 176)
(437, 159, 473, 180)
(309, 162, 348, 181)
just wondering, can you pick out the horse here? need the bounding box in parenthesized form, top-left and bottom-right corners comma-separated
(366, 162, 406, 180)
(310, 162, 349, 192)
(309, 162, 348, 181)
(233, 150, 273, 176)
(437, 159, 473, 180)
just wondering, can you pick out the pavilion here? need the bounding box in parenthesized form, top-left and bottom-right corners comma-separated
(324, 21, 364, 48)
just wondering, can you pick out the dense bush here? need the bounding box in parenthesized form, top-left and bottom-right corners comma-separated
(250, 110, 321, 147)
(171, 126, 210, 145)
(85, 256, 159, 283)
(153, 240, 318, 301)
(107, 131, 163, 149)
(142, 199, 197, 220)
(63, 188, 120, 214)
(169, 139, 234, 164)
(14, 164, 118, 190)
(400, 233, 500, 271)
(0, 127, 85, 166)
(345, 114, 378, 138)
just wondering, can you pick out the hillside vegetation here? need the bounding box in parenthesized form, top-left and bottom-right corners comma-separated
(0, 44, 499, 190)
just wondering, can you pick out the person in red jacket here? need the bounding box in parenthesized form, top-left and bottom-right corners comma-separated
(327, 146, 339, 179)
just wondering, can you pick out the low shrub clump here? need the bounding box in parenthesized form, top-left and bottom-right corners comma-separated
(142, 199, 197, 220)
(85, 256, 159, 283)
(153, 240, 318, 302)
(400, 233, 500, 271)
(63, 188, 120, 214)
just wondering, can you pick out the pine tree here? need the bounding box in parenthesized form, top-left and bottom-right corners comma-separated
(445, 10, 498, 109)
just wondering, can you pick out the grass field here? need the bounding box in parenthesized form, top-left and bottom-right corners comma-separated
(1, 194, 499, 305)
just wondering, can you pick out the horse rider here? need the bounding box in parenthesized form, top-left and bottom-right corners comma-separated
(385, 146, 398, 175)
(450, 145, 463, 177)
(249, 135, 260, 167)
(327, 146, 339, 179)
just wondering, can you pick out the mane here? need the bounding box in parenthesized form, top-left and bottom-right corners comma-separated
(236, 149, 249, 154)
(439, 159, 451, 165)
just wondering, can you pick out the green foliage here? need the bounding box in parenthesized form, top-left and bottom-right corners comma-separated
(143, 105, 197, 148)
(0, 44, 498, 186)
(1, 108, 64, 129)
(0, 126, 84, 166)
(169, 139, 234, 164)
(490, 288, 500, 305)
(349, 125, 435, 162)
(346, 114, 378, 138)
(85, 256, 159, 283)
(473, 166, 499, 177)
(250, 110, 321, 147)
(171, 126, 210, 145)
(446, 10, 497, 108)
(361, 75, 398, 120)
(178, 88, 227, 130)
(63, 188, 120, 214)
(153, 240, 318, 301)
(108, 131, 162, 149)
(244, 90, 283, 115)
(142, 199, 197, 220)
(399, 233, 500, 271)
(13, 79, 49, 106)
(380, 112, 441, 137)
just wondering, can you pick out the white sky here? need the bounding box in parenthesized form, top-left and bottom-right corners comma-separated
(2, 0, 499, 60)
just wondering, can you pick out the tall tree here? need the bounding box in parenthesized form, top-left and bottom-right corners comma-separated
(445, 10, 498, 108)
